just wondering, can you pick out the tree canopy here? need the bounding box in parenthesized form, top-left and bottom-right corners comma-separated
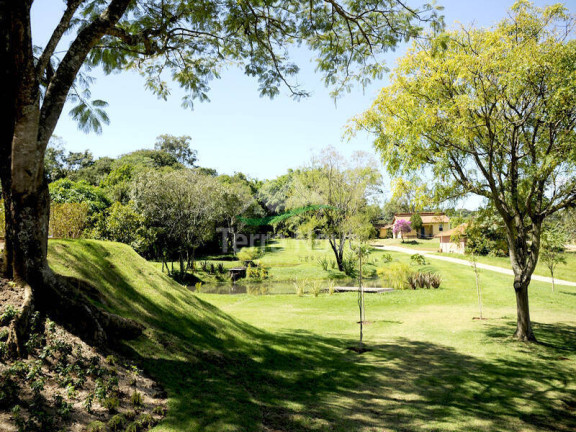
(352, 0, 576, 341)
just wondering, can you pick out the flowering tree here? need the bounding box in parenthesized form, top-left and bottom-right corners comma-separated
(393, 219, 412, 242)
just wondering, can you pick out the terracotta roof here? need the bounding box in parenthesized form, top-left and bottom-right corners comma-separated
(435, 223, 468, 238)
(393, 213, 450, 224)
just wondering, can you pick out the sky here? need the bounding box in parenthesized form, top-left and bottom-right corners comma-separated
(31, 0, 572, 205)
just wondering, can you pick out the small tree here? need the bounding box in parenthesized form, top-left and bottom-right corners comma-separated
(410, 213, 423, 236)
(541, 228, 567, 293)
(393, 219, 411, 242)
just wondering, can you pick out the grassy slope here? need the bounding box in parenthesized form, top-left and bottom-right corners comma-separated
(48, 239, 576, 432)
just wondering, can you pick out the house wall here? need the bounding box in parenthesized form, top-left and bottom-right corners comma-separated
(439, 236, 466, 254)
(393, 222, 447, 239)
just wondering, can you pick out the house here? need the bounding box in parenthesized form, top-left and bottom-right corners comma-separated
(436, 223, 468, 254)
(391, 212, 450, 239)
(373, 221, 393, 239)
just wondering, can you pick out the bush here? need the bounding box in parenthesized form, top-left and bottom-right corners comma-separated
(246, 265, 269, 281)
(410, 254, 427, 266)
(49, 202, 89, 238)
(377, 262, 413, 289)
(107, 414, 127, 431)
(130, 391, 143, 408)
(380, 253, 393, 263)
(237, 247, 264, 263)
(311, 281, 322, 297)
(407, 272, 442, 289)
(341, 254, 357, 277)
(294, 279, 307, 296)
(317, 255, 330, 271)
(86, 421, 107, 432)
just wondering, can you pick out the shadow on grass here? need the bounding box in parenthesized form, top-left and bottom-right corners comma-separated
(128, 329, 576, 432)
(49, 241, 576, 432)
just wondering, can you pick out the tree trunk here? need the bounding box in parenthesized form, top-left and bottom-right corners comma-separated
(328, 236, 344, 272)
(513, 275, 536, 341)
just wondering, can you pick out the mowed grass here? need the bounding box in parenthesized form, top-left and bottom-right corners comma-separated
(152, 238, 356, 283)
(371, 237, 441, 251)
(48, 239, 576, 432)
(372, 237, 576, 282)
(454, 251, 576, 283)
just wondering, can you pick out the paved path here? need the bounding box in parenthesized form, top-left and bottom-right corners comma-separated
(374, 245, 576, 287)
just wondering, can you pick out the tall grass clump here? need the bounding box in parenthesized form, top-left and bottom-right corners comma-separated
(377, 262, 413, 289)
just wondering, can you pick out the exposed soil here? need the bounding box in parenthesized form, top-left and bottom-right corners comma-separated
(0, 278, 167, 432)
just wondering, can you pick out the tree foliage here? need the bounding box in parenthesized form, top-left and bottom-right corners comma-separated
(154, 135, 197, 167)
(288, 147, 381, 270)
(49, 178, 111, 215)
(353, 1, 576, 341)
(49, 202, 90, 239)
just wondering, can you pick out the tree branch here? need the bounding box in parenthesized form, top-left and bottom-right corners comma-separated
(36, 0, 84, 82)
(38, 0, 132, 148)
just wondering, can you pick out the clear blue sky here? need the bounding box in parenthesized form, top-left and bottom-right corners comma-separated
(32, 0, 568, 188)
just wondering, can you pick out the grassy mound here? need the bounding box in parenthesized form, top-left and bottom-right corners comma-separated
(47, 239, 576, 432)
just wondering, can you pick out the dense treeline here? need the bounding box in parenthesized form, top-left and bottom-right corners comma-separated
(3, 134, 573, 271)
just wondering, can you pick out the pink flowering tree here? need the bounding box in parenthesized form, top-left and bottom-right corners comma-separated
(393, 219, 412, 242)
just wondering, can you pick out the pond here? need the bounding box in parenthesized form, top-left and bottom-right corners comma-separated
(192, 278, 387, 295)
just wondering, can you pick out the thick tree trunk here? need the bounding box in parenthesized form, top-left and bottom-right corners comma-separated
(513, 275, 536, 341)
(507, 222, 540, 342)
(2, 178, 143, 354)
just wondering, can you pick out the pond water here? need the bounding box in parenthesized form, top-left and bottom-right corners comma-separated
(192, 279, 386, 295)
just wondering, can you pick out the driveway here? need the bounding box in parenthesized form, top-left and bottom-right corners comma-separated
(374, 245, 576, 287)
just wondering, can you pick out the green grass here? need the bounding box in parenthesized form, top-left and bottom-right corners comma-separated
(372, 237, 576, 282)
(151, 238, 356, 284)
(371, 237, 441, 251)
(48, 239, 576, 432)
(444, 251, 576, 283)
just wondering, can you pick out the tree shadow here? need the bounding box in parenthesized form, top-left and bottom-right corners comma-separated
(48, 240, 576, 432)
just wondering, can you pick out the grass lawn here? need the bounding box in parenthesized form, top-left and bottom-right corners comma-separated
(371, 237, 441, 251)
(440, 251, 576, 283)
(371, 237, 576, 283)
(151, 238, 361, 284)
(48, 239, 576, 432)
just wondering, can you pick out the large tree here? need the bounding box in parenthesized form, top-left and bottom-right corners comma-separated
(0, 0, 442, 350)
(353, 1, 576, 341)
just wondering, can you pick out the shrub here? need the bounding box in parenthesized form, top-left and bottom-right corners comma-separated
(107, 414, 127, 432)
(50, 202, 90, 238)
(130, 391, 143, 408)
(237, 247, 264, 262)
(311, 281, 322, 297)
(294, 279, 307, 296)
(317, 255, 329, 271)
(327, 281, 335, 295)
(377, 262, 413, 289)
(410, 254, 427, 266)
(407, 272, 442, 289)
(246, 265, 269, 281)
(380, 253, 393, 263)
(0, 305, 19, 325)
(341, 254, 357, 277)
(103, 396, 120, 413)
(86, 421, 107, 432)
